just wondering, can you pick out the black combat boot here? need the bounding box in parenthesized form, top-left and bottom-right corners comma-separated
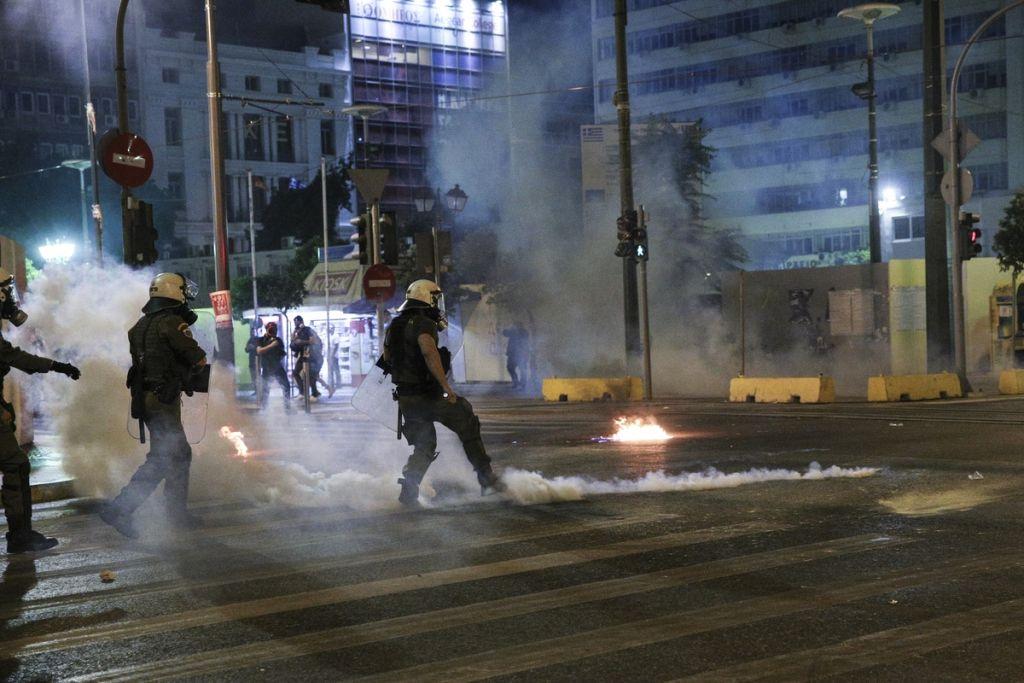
(397, 477, 421, 508)
(99, 503, 139, 539)
(6, 529, 59, 554)
(477, 469, 506, 497)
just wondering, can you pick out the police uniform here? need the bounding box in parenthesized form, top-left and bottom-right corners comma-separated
(108, 297, 206, 523)
(0, 337, 70, 550)
(257, 332, 290, 407)
(386, 302, 497, 502)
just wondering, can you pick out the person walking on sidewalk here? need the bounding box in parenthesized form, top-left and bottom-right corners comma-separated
(256, 321, 290, 409)
(0, 268, 81, 554)
(100, 273, 207, 539)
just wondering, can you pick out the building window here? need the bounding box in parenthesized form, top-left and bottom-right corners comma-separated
(53, 95, 66, 117)
(68, 95, 81, 117)
(893, 215, 925, 241)
(167, 172, 184, 200)
(162, 68, 179, 84)
(275, 115, 294, 162)
(243, 113, 264, 160)
(277, 79, 292, 94)
(164, 107, 182, 146)
(320, 119, 335, 155)
(18, 92, 33, 113)
(318, 83, 333, 98)
(128, 100, 138, 121)
(36, 93, 50, 115)
(245, 75, 261, 91)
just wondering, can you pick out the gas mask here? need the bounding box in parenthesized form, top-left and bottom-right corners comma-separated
(428, 290, 448, 331)
(178, 274, 199, 326)
(0, 279, 28, 327)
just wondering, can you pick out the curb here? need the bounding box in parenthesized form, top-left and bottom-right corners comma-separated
(32, 479, 76, 504)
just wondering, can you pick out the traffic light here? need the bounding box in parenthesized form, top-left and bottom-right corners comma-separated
(615, 210, 637, 259)
(349, 212, 370, 265)
(958, 211, 982, 261)
(379, 211, 398, 265)
(634, 209, 649, 262)
(126, 198, 157, 267)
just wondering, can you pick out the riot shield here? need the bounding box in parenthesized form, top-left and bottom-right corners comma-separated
(352, 320, 463, 431)
(126, 369, 212, 445)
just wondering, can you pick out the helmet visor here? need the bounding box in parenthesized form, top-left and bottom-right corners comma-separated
(182, 277, 199, 301)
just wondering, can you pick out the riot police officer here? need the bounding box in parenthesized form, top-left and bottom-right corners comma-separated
(383, 279, 503, 507)
(0, 268, 81, 554)
(100, 273, 207, 538)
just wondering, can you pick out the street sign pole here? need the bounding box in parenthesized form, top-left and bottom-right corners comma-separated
(321, 156, 333, 396)
(637, 206, 652, 400)
(248, 170, 262, 408)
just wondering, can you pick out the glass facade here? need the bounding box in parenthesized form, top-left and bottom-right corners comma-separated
(349, 1, 507, 213)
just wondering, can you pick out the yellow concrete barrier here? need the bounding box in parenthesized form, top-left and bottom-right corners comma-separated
(542, 377, 643, 402)
(728, 376, 835, 404)
(998, 369, 1024, 394)
(867, 373, 962, 402)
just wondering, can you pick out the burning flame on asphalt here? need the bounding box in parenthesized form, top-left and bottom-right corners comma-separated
(219, 425, 250, 459)
(603, 417, 672, 443)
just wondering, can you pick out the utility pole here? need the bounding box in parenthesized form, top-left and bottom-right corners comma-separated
(247, 170, 261, 407)
(922, 0, 951, 371)
(613, 0, 641, 368)
(205, 0, 235, 367)
(321, 156, 333, 396)
(78, 0, 103, 264)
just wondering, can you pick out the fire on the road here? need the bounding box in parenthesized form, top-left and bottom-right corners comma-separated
(219, 425, 250, 459)
(603, 417, 672, 443)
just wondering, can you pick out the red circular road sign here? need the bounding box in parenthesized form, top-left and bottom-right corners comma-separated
(362, 264, 397, 301)
(99, 131, 154, 188)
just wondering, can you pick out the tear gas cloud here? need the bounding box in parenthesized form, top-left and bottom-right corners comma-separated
(20, 265, 875, 511)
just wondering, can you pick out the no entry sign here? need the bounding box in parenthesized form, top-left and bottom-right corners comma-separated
(362, 264, 396, 301)
(99, 131, 154, 188)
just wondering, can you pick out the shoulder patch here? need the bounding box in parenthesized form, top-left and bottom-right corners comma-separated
(177, 322, 194, 338)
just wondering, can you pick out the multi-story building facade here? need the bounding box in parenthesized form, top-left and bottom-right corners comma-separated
(591, 0, 1024, 270)
(348, 0, 508, 217)
(140, 24, 351, 260)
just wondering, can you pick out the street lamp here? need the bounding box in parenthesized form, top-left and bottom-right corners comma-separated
(838, 3, 901, 264)
(61, 159, 92, 252)
(39, 239, 76, 265)
(445, 184, 468, 213)
(341, 104, 388, 169)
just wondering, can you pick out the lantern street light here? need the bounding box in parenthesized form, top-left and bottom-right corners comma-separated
(445, 184, 468, 213)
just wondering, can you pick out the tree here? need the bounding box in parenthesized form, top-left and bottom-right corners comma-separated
(231, 239, 320, 316)
(258, 161, 352, 250)
(994, 189, 1024, 280)
(632, 116, 747, 297)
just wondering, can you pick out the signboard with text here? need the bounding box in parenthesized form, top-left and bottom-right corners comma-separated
(209, 290, 233, 329)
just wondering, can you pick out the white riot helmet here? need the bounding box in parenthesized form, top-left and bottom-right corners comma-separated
(398, 278, 447, 329)
(0, 267, 27, 327)
(149, 272, 198, 303)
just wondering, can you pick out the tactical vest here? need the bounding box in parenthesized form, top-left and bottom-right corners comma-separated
(385, 310, 436, 389)
(130, 311, 190, 385)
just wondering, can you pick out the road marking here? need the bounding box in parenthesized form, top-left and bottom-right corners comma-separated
(679, 595, 1024, 682)
(66, 533, 907, 682)
(357, 552, 1024, 683)
(2, 512, 678, 619)
(2, 521, 782, 658)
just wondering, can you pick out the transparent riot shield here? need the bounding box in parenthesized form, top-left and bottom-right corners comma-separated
(127, 370, 211, 445)
(352, 319, 463, 431)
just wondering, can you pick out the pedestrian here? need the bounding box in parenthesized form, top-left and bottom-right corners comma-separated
(382, 279, 503, 507)
(0, 268, 81, 554)
(256, 321, 290, 409)
(100, 273, 208, 539)
(291, 315, 324, 402)
(502, 321, 530, 389)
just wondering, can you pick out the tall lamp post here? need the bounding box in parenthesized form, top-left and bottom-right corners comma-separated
(61, 160, 93, 254)
(414, 185, 467, 285)
(838, 3, 901, 264)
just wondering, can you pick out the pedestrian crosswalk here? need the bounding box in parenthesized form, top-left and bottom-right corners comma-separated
(2, 487, 1023, 680)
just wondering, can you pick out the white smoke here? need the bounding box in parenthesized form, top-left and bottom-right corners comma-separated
(18, 264, 877, 514)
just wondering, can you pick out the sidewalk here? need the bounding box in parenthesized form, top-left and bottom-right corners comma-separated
(28, 429, 75, 503)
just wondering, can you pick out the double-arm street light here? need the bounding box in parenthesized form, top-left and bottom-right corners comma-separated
(414, 184, 468, 285)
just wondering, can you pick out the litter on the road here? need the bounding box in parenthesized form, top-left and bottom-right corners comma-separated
(889, 422, 903, 427)
(968, 471, 984, 480)
(99, 570, 117, 583)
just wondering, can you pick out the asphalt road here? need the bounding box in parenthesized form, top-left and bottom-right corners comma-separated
(4, 395, 1024, 681)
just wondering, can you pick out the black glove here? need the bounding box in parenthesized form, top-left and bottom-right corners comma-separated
(52, 361, 81, 380)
